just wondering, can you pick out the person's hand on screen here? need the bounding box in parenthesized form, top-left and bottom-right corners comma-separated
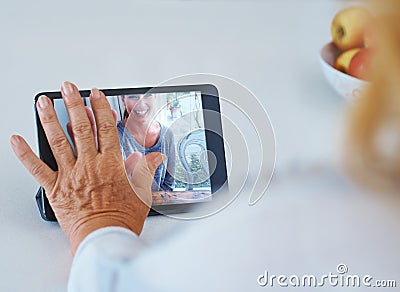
(10, 81, 164, 254)
(67, 107, 148, 184)
(66, 106, 118, 150)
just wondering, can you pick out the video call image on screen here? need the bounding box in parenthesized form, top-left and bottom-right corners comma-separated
(53, 91, 212, 206)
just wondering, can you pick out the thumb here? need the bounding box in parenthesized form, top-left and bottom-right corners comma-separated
(125, 152, 143, 176)
(130, 152, 166, 207)
(142, 152, 167, 177)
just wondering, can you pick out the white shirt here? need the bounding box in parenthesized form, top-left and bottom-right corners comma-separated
(69, 170, 400, 291)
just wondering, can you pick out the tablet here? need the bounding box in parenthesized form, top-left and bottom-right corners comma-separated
(34, 84, 228, 221)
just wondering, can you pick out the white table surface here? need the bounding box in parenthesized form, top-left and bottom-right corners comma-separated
(0, 0, 371, 291)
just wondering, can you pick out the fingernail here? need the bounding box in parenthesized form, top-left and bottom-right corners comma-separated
(62, 81, 75, 95)
(10, 135, 21, 146)
(91, 88, 101, 99)
(153, 154, 166, 165)
(37, 95, 49, 109)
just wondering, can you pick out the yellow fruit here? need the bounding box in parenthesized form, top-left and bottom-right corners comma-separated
(331, 7, 371, 51)
(334, 48, 361, 73)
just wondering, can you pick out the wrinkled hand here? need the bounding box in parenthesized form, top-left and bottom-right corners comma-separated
(66, 106, 118, 150)
(10, 81, 164, 254)
(67, 107, 145, 180)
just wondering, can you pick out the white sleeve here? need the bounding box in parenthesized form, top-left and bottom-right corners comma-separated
(68, 226, 146, 292)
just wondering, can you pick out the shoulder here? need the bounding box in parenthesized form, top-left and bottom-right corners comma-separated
(161, 124, 174, 141)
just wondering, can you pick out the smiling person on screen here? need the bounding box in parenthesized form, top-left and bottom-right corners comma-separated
(118, 94, 175, 192)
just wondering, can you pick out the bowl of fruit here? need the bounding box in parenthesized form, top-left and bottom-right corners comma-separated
(320, 6, 373, 101)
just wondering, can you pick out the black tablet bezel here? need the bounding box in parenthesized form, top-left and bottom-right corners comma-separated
(34, 84, 228, 221)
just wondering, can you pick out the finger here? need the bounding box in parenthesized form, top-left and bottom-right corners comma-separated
(125, 152, 142, 176)
(61, 81, 97, 156)
(131, 152, 166, 207)
(85, 106, 98, 149)
(66, 122, 75, 146)
(142, 152, 166, 177)
(89, 88, 120, 153)
(10, 135, 57, 190)
(111, 109, 118, 125)
(67, 107, 98, 149)
(37, 95, 75, 165)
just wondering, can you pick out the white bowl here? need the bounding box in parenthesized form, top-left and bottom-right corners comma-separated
(319, 42, 368, 101)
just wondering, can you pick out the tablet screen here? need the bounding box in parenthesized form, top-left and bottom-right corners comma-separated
(52, 90, 212, 207)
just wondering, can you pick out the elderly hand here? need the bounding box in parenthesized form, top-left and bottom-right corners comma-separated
(10, 81, 164, 254)
(66, 105, 141, 178)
